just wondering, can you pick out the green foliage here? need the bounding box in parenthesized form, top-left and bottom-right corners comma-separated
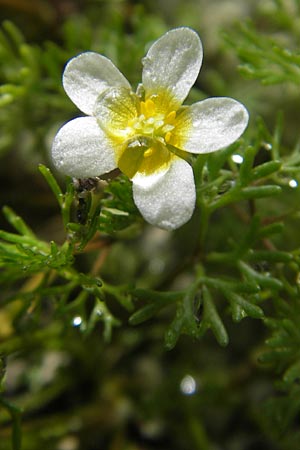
(224, 0, 300, 86)
(100, 175, 141, 234)
(0, 8, 166, 162)
(1, 1, 300, 449)
(256, 291, 300, 448)
(0, 20, 67, 159)
(225, 20, 300, 85)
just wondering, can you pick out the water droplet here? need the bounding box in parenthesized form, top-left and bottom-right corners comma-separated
(96, 308, 103, 317)
(142, 56, 151, 67)
(289, 179, 298, 188)
(72, 316, 82, 327)
(263, 142, 272, 151)
(180, 374, 197, 395)
(231, 154, 243, 164)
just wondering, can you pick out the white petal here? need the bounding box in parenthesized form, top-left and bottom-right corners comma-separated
(172, 97, 249, 154)
(94, 87, 138, 138)
(51, 117, 117, 178)
(132, 157, 196, 230)
(63, 52, 131, 115)
(132, 165, 169, 188)
(142, 27, 202, 107)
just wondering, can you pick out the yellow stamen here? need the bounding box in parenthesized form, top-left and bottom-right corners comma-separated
(165, 110, 176, 123)
(107, 91, 184, 178)
(144, 147, 154, 157)
(165, 132, 172, 143)
(140, 101, 146, 116)
(145, 98, 155, 116)
(140, 98, 156, 117)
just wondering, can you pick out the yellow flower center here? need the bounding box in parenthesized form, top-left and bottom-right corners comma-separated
(95, 88, 188, 179)
(118, 97, 178, 179)
(129, 98, 176, 145)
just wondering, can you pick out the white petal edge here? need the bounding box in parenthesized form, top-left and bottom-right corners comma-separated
(132, 157, 196, 230)
(51, 117, 117, 178)
(63, 52, 131, 115)
(142, 27, 203, 106)
(174, 97, 249, 154)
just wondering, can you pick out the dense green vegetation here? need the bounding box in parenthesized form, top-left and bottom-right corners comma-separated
(1, 1, 300, 449)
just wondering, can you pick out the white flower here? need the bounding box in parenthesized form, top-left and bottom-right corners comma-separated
(52, 27, 249, 230)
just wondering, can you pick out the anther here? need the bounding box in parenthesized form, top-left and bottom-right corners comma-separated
(165, 132, 172, 143)
(140, 101, 147, 116)
(145, 99, 155, 116)
(166, 111, 176, 123)
(144, 147, 154, 157)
